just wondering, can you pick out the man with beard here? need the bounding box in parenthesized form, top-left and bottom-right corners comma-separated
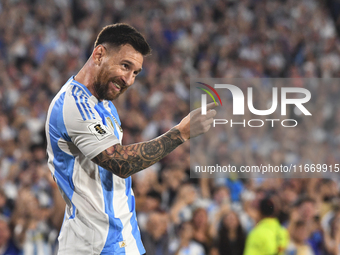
(45, 23, 216, 255)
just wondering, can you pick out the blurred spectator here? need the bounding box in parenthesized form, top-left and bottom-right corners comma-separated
(211, 210, 246, 255)
(207, 185, 231, 239)
(207, 185, 230, 221)
(288, 196, 323, 254)
(286, 220, 315, 255)
(191, 208, 213, 254)
(317, 179, 338, 218)
(244, 197, 289, 255)
(169, 221, 205, 255)
(141, 211, 170, 255)
(0, 215, 22, 255)
(170, 183, 198, 225)
(137, 189, 163, 231)
(278, 182, 298, 226)
(323, 210, 340, 255)
(0, 188, 13, 217)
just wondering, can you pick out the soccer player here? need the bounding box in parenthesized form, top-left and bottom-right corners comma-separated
(45, 23, 216, 254)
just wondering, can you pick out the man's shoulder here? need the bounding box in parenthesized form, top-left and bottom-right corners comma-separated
(49, 77, 96, 117)
(53, 77, 93, 101)
(62, 78, 92, 101)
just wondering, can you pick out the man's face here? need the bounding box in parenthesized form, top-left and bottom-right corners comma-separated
(94, 44, 143, 101)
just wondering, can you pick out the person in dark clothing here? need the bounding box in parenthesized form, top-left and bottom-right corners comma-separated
(0, 216, 22, 255)
(141, 211, 170, 255)
(216, 211, 246, 255)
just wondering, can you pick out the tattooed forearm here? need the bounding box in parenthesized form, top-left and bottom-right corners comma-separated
(92, 128, 184, 178)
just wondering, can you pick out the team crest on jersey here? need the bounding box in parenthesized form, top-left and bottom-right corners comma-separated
(106, 116, 123, 133)
(119, 240, 127, 248)
(88, 122, 112, 141)
(112, 117, 123, 133)
(106, 117, 114, 130)
(107, 116, 123, 133)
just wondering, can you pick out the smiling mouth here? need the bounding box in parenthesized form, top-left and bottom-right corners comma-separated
(110, 81, 122, 91)
(113, 83, 121, 90)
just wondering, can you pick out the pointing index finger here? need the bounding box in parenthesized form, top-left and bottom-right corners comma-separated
(206, 102, 219, 110)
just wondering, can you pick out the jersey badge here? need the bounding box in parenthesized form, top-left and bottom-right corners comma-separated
(88, 122, 112, 141)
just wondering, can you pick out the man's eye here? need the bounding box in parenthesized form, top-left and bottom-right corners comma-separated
(123, 64, 129, 69)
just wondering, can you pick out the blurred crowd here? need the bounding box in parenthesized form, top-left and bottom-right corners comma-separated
(1, 0, 340, 254)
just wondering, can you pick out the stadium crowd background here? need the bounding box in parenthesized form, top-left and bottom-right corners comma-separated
(1, 0, 340, 254)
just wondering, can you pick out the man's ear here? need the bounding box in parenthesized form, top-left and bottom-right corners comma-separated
(92, 45, 106, 65)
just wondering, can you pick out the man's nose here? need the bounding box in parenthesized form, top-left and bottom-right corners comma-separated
(123, 71, 135, 86)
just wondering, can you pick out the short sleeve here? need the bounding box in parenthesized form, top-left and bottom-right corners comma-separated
(62, 89, 119, 159)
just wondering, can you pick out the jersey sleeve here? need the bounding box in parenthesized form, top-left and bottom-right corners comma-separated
(62, 89, 119, 159)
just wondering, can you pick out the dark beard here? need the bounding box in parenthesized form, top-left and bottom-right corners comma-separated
(93, 79, 109, 101)
(93, 68, 126, 101)
(93, 67, 118, 101)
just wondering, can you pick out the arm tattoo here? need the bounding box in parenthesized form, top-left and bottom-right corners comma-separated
(92, 128, 184, 178)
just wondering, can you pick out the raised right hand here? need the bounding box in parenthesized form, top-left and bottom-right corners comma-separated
(176, 102, 217, 141)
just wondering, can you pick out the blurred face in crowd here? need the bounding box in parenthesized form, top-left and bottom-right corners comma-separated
(281, 187, 298, 205)
(93, 44, 143, 101)
(213, 186, 229, 205)
(180, 222, 194, 241)
(320, 181, 338, 202)
(223, 211, 239, 230)
(178, 184, 197, 204)
(147, 212, 168, 241)
(145, 196, 160, 212)
(292, 222, 310, 244)
(192, 208, 208, 228)
(0, 219, 10, 247)
(299, 201, 315, 221)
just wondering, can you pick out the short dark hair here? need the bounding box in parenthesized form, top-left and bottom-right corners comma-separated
(146, 190, 162, 203)
(94, 23, 151, 56)
(259, 197, 275, 217)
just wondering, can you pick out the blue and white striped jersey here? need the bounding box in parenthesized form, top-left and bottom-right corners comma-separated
(45, 77, 145, 255)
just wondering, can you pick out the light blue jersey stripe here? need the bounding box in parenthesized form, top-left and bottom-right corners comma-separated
(94, 102, 117, 136)
(80, 95, 91, 120)
(85, 97, 96, 119)
(48, 92, 76, 218)
(72, 86, 86, 120)
(108, 101, 145, 254)
(108, 102, 121, 126)
(94, 101, 126, 253)
(125, 177, 145, 254)
(71, 81, 95, 120)
(107, 102, 121, 139)
(70, 78, 91, 97)
(98, 166, 124, 254)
